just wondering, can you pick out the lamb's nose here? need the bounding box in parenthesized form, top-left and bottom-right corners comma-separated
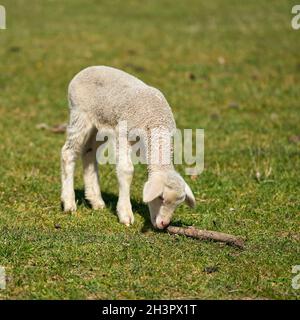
(160, 221, 169, 229)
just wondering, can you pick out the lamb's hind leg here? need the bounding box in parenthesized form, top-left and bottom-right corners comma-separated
(61, 111, 92, 212)
(82, 128, 105, 209)
(116, 141, 134, 226)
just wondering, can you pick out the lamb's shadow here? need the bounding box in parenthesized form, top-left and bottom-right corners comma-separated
(74, 189, 153, 232)
(74, 189, 91, 207)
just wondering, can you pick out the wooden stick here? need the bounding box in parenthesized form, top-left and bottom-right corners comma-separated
(167, 226, 245, 249)
(36, 123, 67, 134)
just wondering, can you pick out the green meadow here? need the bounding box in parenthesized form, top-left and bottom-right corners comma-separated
(0, 0, 299, 299)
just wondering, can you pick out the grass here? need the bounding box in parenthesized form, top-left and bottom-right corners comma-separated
(0, 0, 299, 299)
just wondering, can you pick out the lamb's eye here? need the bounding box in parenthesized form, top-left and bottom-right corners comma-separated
(177, 195, 185, 201)
(158, 195, 164, 201)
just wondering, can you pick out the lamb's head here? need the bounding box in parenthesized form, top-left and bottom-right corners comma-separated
(143, 171, 196, 229)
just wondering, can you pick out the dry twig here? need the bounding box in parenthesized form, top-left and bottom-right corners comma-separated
(167, 225, 245, 249)
(36, 123, 67, 134)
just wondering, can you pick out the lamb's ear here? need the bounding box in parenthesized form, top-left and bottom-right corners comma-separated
(143, 176, 164, 203)
(184, 182, 196, 208)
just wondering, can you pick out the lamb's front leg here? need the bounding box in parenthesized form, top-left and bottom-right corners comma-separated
(116, 147, 134, 226)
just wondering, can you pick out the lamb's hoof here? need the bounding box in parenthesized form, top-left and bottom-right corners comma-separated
(118, 210, 134, 226)
(62, 201, 77, 213)
(119, 216, 134, 226)
(91, 200, 106, 210)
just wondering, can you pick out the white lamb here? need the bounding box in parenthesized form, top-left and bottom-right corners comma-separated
(61, 66, 195, 229)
